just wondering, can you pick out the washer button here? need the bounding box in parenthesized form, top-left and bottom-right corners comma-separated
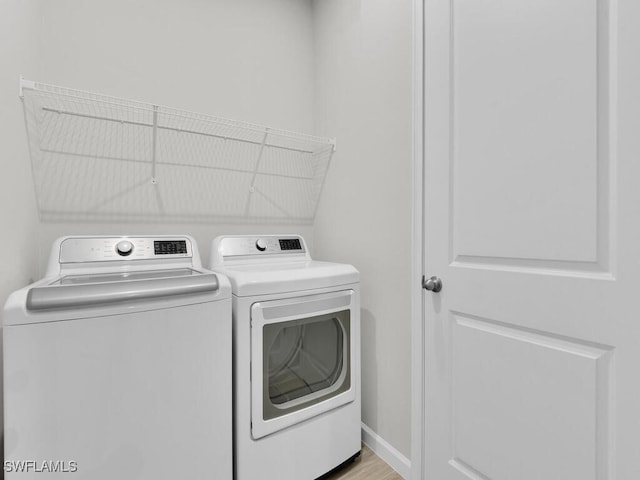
(116, 240, 133, 257)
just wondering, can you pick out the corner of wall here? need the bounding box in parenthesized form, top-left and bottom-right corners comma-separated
(361, 423, 411, 479)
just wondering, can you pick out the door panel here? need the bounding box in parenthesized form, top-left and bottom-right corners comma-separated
(451, 0, 611, 269)
(423, 0, 638, 478)
(451, 313, 612, 480)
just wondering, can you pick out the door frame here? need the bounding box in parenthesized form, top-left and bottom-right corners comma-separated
(411, 1, 426, 480)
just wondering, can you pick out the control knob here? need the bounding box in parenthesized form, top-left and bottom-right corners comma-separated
(116, 240, 134, 257)
(255, 239, 267, 252)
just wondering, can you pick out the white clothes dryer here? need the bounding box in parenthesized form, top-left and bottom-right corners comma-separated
(209, 235, 361, 480)
(3, 235, 232, 480)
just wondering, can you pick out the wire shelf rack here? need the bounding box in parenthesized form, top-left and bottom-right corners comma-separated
(19, 77, 335, 224)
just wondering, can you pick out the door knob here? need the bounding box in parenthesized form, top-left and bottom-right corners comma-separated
(422, 275, 443, 293)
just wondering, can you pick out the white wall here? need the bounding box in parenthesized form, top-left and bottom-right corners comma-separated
(31, 0, 317, 273)
(38, 0, 314, 127)
(0, 3, 41, 286)
(0, 0, 42, 442)
(312, 0, 414, 459)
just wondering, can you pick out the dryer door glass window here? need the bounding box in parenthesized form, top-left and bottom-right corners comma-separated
(262, 310, 350, 420)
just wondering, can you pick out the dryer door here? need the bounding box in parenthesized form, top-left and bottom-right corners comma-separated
(250, 290, 356, 439)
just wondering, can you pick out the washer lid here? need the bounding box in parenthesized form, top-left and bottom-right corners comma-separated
(213, 261, 359, 297)
(26, 269, 219, 312)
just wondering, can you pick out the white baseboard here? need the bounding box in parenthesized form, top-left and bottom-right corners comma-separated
(361, 423, 411, 479)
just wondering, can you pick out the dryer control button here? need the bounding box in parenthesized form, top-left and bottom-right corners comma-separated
(116, 240, 134, 256)
(255, 239, 267, 252)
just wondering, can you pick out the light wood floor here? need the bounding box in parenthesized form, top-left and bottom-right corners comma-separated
(323, 445, 403, 480)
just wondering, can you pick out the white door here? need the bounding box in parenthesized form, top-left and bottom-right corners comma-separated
(421, 0, 640, 479)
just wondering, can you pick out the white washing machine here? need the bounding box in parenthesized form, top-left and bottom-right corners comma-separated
(3, 235, 232, 480)
(209, 235, 361, 480)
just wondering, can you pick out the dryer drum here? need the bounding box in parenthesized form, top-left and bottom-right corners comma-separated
(266, 318, 345, 405)
(262, 310, 351, 420)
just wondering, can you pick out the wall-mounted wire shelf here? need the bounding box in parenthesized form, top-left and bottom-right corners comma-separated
(19, 77, 335, 224)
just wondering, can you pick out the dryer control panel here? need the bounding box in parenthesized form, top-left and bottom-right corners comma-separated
(212, 235, 308, 261)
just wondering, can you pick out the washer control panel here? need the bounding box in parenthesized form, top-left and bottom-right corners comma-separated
(59, 237, 192, 263)
(217, 235, 307, 258)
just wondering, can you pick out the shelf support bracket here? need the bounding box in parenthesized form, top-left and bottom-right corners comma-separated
(244, 128, 270, 216)
(151, 105, 158, 184)
(19, 75, 36, 99)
